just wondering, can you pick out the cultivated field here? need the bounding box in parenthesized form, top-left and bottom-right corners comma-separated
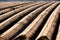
(0, 2, 60, 40)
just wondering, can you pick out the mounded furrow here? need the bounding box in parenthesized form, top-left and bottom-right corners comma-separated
(0, 2, 45, 34)
(0, 8, 13, 15)
(35, 5, 60, 40)
(0, 2, 34, 15)
(14, 2, 59, 40)
(0, 2, 47, 31)
(0, 2, 43, 22)
(0, 2, 53, 40)
(10, 2, 55, 40)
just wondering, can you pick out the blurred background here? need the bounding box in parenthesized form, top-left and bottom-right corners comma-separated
(0, 0, 60, 2)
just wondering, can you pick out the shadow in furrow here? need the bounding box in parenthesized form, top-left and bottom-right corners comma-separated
(0, 8, 13, 15)
(0, 4, 28, 15)
(0, 5, 41, 23)
(0, 6, 40, 34)
(9, 11, 42, 40)
(0, 10, 20, 23)
(10, 4, 53, 40)
(51, 13, 60, 40)
(30, 4, 59, 40)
